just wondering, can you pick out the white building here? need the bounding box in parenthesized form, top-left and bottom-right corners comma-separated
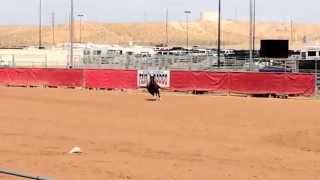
(0, 43, 157, 68)
(300, 45, 320, 60)
(200, 11, 219, 22)
(0, 47, 82, 68)
(81, 44, 156, 57)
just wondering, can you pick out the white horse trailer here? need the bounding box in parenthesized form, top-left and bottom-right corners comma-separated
(301, 46, 320, 60)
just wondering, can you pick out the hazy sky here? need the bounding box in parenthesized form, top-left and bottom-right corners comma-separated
(0, 0, 318, 25)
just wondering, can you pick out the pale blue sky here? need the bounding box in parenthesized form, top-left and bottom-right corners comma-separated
(0, 0, 318, 25)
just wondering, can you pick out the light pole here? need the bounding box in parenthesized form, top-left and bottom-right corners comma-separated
(78, 14, 84, 44)
(52, 12, 55, 46)
(290, 19, 294, 48)
(70, 0, 74, 68)
(184, 10, 191, 50)
(249, 0, 253, 70)
(165, 8, 169, 46)
(217, 0, 221, 68)
(253, 0, 256, 54)
(39, 0, 42, 49)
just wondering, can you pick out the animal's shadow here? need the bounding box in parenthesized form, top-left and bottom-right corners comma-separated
(145, 98, 158, 102)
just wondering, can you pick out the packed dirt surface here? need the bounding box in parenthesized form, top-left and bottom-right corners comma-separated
(0, 87, 320, 180)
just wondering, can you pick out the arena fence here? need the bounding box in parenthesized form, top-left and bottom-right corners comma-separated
(0, 168, 51, 180)
(0, 54, 298, 71)
(170, 70, 315, 96)
(0, 68, 315, 97)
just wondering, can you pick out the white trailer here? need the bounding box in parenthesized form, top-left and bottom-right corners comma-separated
(300, 45, 320, 60)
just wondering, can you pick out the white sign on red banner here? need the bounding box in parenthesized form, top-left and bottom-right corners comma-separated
(138, 70, 170, 88)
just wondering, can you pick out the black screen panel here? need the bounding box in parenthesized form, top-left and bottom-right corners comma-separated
(260, 40, 289, 58)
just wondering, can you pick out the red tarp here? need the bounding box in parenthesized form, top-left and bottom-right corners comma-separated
(170, 71, 229, 92)
(0, 68, 138, 89)
(0, 68, 83, 87)
(44, 68, 83, 87)
(229, 72, 286, 94)
(228, 72, 316, 96)
(84, 69, 137, 89)
(0, 68, 315, 96)
(284, 73, 316, 96)
(171, 71, 316, 96)
(0, 68, 45, 86)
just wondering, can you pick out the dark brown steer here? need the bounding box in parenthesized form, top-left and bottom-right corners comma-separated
(146, 75, 161, 100)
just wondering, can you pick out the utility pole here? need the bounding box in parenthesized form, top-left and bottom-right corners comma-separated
(234, 8, 238, 21)
(249, 0, 253, 70)
(52, 12, 55, 46)
(165, 8, 169, 46)
(78, 14, 84, 43)
(184, 11, 191, 50)
(253, 0, 256, 55)
(39, 0, 42, 49)
(70, 0, 74, 68)
(290, 19, 294, 48)
(217, 0, 221, 68)
(144, 11, 147, 22)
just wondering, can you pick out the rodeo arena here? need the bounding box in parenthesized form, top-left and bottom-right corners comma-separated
(0, 41, 317, 96)
(1, 3, 320, 180)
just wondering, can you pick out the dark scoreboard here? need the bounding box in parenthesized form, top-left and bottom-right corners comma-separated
(260, 40, 289, 58)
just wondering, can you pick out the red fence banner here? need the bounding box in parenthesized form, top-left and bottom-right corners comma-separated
(84, 69, 137, 89)
(284, 73, 315, 96)
(228, 72, 286, 94)
(0, 68, 137, 89)
(170, 71, 316, 96)
(0, 68, 83, 87)
(229, 72, 315, 96)
(0, 68, 43, 86)
(0, 68, 315, 97)
(170, 71, 229, 92)
(43, 68, 82, 87)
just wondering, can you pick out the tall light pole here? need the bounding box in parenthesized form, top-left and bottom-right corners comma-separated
(217, 0, 221, 68)
(70, 0, 74, 68)
(39, 0, 42, 49)
(184, 10, 191, 50)
(52, 12, 55, 46)
(253, 0, 256, 54)
(165, 8, 169, 46)
(78, 14, 84, 44)
(290, 19, 294, 48)
(249, 0, 253, 70)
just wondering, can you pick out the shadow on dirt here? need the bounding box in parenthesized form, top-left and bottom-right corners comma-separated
(145, 98, 158, 102)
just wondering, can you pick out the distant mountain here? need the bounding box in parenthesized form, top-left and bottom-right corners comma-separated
(0, 20, 320, 49)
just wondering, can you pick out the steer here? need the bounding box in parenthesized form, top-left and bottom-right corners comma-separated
(146, 75, 161, 100)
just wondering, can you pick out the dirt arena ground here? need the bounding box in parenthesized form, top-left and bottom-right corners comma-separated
(0, 87, 320, 180)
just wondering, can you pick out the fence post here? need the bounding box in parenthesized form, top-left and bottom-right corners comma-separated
(284, 59, 287, 72)
(227, 71, 231, 96)
(45, 55, 48, 68)
(316, 60, 318, 95)
(12, 54, 15, 67)
(316, 60, 318, 75)
(82, 68, 86, 89)
(0, 168, 52, 180)
(188, 56, 192, 71)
